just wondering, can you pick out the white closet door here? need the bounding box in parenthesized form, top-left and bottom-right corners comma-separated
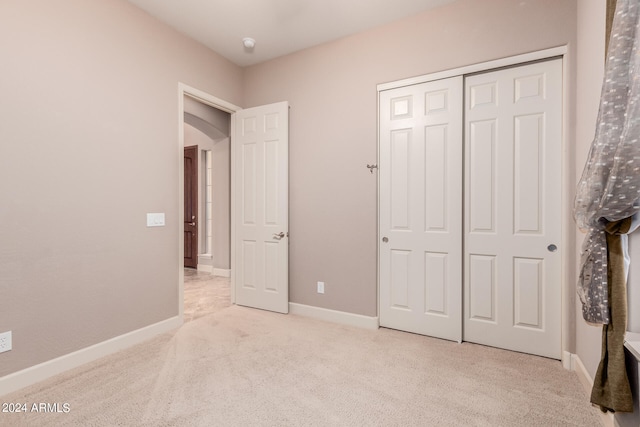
(464, 59, 562, 359)
(379, 77, 463, 342)
(233, 102, 289, 314)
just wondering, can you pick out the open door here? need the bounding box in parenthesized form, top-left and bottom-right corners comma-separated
(233, 102, 289, 314)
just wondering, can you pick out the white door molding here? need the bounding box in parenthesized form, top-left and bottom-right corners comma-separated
(377, 46, 567, 92)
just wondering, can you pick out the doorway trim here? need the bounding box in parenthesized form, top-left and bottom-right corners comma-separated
(376, 45, 573, 366)
(178, 83, 240, 321)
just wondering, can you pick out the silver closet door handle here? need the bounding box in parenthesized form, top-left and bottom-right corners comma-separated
(382, 237, 389, 243)
(547, 244, 558, 252)
(273, 232, 285, 239)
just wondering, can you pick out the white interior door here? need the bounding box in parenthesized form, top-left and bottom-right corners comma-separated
(233, 101, 289, 314)
(379, 77, 463, 342)
(464, 59, 562, 359)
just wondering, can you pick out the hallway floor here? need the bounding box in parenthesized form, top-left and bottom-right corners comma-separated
(184, 269, 230, 322)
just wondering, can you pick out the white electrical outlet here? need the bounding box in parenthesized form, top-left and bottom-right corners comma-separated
(0, 331, 12, 353)
(317, 281, 325, 294)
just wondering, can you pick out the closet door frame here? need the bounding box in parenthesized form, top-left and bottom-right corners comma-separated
(376, 46, 572, 366)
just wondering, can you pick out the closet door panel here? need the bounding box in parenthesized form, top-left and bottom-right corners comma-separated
(379, 77, 463, 342)
(463, 59, 562, 359)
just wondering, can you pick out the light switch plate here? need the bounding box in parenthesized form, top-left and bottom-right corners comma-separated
(147, 213, 165, 227)
(0, 331, 12, 353)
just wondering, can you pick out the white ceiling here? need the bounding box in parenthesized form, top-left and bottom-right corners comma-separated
(126, 0, 457, 67)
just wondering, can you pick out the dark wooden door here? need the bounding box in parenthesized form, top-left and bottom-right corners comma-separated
(184, 146, 198, 268)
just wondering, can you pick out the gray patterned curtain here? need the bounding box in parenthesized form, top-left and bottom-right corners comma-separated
(574, 0, 640, 413)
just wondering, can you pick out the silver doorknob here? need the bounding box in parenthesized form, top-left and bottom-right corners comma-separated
(189, 222, 196, 226)
(382, 237, 389, 243)
(547, 244, 558, 252)
(273, 232, 285, 239)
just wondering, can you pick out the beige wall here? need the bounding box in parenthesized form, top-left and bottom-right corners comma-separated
(211, 137, 231, 270)
(244, 0, 578, 316)
(184, 96, 230, 139)
(575, 0, 607, 379)
(0, 0, 242, 376)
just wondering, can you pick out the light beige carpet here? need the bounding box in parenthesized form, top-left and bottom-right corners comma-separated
(1, 281, 602, 426)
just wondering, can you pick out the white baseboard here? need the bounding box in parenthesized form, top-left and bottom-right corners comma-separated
(572, 353, 593, 395)
(562, 350, 574, 370)
(0, 316, 182, 397)
(195, 265, 230, 277)
(197, 264, 213, 273)
(571, 353, 615, 427)
(212, 268, 231, 277)
(289, 303, 379, 330)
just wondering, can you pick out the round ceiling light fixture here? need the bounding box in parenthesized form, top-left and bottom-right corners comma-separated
(242, 37, 256, 49)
